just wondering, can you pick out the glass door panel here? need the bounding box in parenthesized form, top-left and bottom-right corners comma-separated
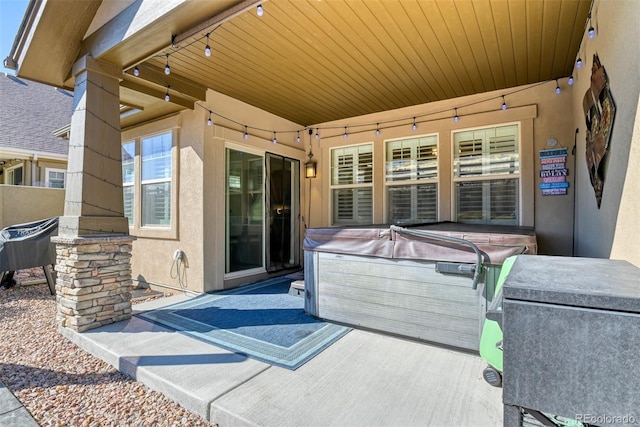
(266, 153, 300, 272)
(225, 148, 264, 274)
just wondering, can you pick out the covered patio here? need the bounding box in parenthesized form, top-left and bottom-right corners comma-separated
(61, 289, 502, 426)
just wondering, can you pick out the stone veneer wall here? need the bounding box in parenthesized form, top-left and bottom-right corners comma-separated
(52, 235, 135, 332)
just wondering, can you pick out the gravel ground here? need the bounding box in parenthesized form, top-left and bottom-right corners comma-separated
(0, 274, 217, 427)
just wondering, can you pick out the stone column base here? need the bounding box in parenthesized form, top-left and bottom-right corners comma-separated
(52, 234, 135, 332)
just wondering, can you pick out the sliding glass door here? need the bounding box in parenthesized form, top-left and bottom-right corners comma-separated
(225, 148, 264, 274)
(266, 153, 300, 272)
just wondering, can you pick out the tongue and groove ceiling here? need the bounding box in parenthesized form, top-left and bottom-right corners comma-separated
(13, 0, 592, 128)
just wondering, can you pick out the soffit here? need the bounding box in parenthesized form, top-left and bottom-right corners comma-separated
(128, 0, 591, 127)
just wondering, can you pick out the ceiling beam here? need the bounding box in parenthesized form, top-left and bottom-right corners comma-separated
(173, 0, 263, 46)
(120, 77, 195, 110)
(78, 0, 187, 61)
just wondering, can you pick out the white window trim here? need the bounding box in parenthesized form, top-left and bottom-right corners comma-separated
(121, 128, 179, 239)
(450, 122, 523, 225)
(44, 167, 66, 188)
(329, 142, 374, 226)
(383, 133, 439, 224)
(5, 164, 24, 185)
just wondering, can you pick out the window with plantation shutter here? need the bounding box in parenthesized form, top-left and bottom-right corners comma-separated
(331, 144, 373, 225)
(385, 135, 438, 224)
(453, 124, 519, 225)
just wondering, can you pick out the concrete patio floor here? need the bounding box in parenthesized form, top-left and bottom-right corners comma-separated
(60, 293, 503, 427)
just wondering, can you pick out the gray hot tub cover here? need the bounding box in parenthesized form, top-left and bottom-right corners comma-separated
(303, 222, 537, 265)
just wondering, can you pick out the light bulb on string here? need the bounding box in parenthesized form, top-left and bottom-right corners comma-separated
(272, 131, 277, 144)
(133, 66, 140, 77)
(244, 126, 249, 140)
(207, 111, 212, 126)
(257, 4, 264, 16)
(577, 57, 583, 69)
(454, 108, 459, 123)
(164, 86, 171, 102)
(375, 123, 381, 136)
(588, 15, 596, 39)
(296, 131, 301, 143)
(204, 33, 211, 57)
(412, 117, 417, 131)
(502, 96, 507, 110)
(568, 76, 574, 85)
(555, 80, 561, 94)
(164, 54, 171, 75)
(315, 128, 319, 139)
(343, 127, 348, 139)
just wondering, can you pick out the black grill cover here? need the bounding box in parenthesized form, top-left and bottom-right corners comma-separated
(0, 217, 59, 271)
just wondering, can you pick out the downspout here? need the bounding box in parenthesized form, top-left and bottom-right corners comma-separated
(31, 153, 38, 186)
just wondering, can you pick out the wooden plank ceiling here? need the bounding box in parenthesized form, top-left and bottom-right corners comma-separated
(121, 0, 591, 127)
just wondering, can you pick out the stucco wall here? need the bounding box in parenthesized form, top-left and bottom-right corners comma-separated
(0, 185, 64, 228)
(310, 82, 576, 256)
(570, 0, 640, 263)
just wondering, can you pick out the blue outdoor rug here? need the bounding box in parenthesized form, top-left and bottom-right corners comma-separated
(136, 277, 350, 370)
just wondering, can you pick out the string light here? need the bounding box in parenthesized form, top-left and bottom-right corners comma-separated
(272, 131, 277, 144)
(257, 4, 264, 16)
(133, 66, 140, 77)
(412, 117, 417, 131)
(588, 14, 596, 39)
(164, 85, 170, 102)
(296, 131, 301, 143)
(454, 108, 459, 123)
(375, 123, 381, 136)
(555, 80, 561, 94)
(501, 95, 507, 110)
(164, 54, 171, 75)
(568, 76, 574, 85)
(343, 126, 348, 139)
(204, 33, 211, 57)
(577, 56, 583, 69)
(207, 111, 212, 126)
(244, 126, 249, 140)
(315, 128, 319, 139)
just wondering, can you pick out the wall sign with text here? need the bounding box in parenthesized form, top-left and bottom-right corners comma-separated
(539, 147, 569, 196)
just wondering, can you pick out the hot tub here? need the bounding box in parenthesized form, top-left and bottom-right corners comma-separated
(303, 222, 537, 351)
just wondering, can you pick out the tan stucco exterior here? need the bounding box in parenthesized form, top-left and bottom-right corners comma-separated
(570, 0, 640, 266)
(0, 185, 64, 229)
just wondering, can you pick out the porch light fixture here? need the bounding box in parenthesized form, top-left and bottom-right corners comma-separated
(501, 96, 507, 110)
(164, 54, 171, 75)
(257, 4, 264, 16)
(555, 80, 561, 94)
(412, 117, 417, 131)
(133, 66, 140, 77)
(454, 108, 459, 123)
(204, 33, 212, 57)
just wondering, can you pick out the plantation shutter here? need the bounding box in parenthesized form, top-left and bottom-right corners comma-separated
(331, 145, 373, 225)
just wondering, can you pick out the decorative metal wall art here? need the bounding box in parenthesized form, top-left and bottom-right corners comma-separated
(583, 54, 616, 208)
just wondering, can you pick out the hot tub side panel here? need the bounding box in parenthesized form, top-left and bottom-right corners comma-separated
(314, 252, 484, 350)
